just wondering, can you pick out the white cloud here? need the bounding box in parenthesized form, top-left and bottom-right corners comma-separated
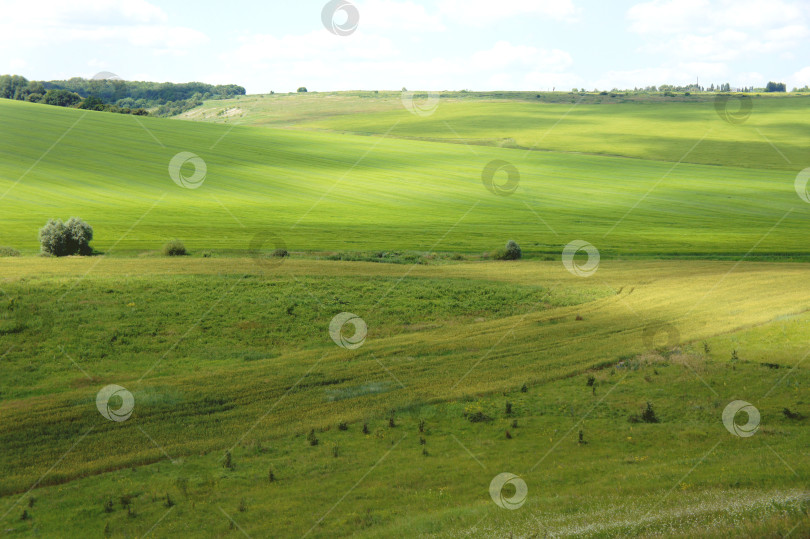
(0, 0, 207, 55)
(790, 66, 810, 88)
(231, 31, 398, 65)
(439, 0, 580, 25)
(471, 41, 572, 72)
(223, 34, 577, 92)
(627, 0, 810, 62)
(359, 0, 445, 32)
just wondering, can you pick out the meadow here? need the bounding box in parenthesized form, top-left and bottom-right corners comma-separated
(1, 97, 810, 258)
(0, 92, 809, 537)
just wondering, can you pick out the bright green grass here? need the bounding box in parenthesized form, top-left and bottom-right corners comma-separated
(1, 98, 810, 258)
(2, 95, 810, 538)
(181, 91, 810, 171)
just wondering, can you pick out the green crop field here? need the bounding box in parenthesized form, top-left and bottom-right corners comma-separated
(2, 97, 810, 259)
(1, 92, 809, 538)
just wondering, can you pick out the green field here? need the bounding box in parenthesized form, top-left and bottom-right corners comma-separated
(1, 93, 809, 537)
(2, 97, 810, 258)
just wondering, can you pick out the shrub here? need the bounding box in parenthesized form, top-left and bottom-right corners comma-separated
(492, 240, 522, 261)
(39, 218, 93, 256)
(463, 402, 492, 423)
(307, 429, 319, 446)
(162, 240, 187, 256)
(271, 248, 289, 258)
(0, 246, 20, 257)
(629, 402, 660, 424)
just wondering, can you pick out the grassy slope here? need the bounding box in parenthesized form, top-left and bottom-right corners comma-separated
(1, 259, 808, 536)
(178, 91, 810, 171)
(0, 96, 809, 537)
(1, 98, 809, 258)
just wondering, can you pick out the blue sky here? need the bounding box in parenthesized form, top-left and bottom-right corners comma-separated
(2, 0, 810, 93)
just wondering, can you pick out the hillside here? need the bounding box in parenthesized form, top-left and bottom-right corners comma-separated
(1, 93, 808, 538)
(1, 97, 808, 259)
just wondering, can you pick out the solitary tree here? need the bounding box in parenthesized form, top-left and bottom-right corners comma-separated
(39, 217, 93, 256)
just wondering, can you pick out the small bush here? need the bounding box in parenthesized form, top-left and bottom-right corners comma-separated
(629, 402, 660, 424)
(463, 402, 492, 423)
(162, 240, 187, 256)
(0, 246, 20, 257)
(492, 240, 522, 261)
(39, 217, 93, 256)
(307, 429, 319, 446)
(272, 248, 289, 258)
(338, 421, 348, 431)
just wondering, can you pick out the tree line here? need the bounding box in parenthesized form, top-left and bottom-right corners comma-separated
(0, 75, 246, 117)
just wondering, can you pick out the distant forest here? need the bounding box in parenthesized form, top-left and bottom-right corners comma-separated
(0, 74, 246, 117)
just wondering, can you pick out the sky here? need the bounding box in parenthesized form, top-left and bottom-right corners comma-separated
(1, 0, 810, 93)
